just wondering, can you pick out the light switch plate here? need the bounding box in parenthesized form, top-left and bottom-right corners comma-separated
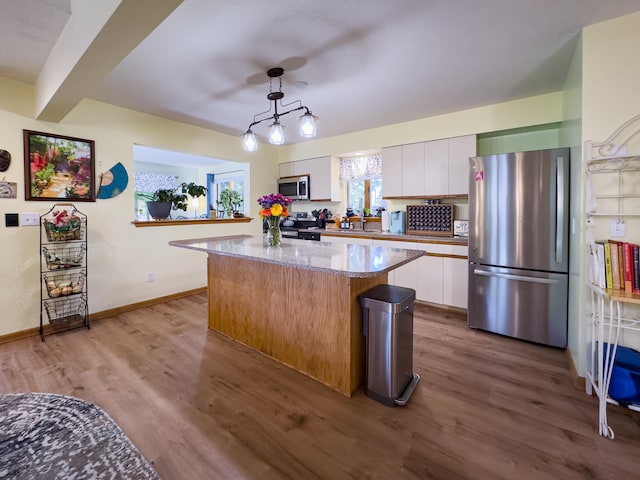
(20, 213, 39, 226)
(5, 213, 19, 227)
(610, 219, 625, 238)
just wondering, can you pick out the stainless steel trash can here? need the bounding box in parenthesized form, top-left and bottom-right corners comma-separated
(360, 284, 420, 407)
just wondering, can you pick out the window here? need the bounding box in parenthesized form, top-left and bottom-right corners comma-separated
(340, 153, 383, 215)
(347, 177, 383, 215)
(209, 170, 245, 218)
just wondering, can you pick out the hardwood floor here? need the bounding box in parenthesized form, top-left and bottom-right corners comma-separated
(1, 292, 639, 479)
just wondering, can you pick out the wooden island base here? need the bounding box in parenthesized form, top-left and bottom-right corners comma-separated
(207, 254, 387, 396)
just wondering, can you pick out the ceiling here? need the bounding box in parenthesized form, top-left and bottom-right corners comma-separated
(2, 0, 640, 148)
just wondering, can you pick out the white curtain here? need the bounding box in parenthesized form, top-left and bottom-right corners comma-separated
(339, 153, 382, 181)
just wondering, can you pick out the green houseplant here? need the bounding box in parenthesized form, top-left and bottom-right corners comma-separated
(141, 182, 207, 220)
(218, 188, 243, 218)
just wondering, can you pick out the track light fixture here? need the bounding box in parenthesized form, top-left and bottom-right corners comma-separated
(242, 67, 318, 151)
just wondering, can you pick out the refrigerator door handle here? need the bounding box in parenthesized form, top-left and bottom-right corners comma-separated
(555, 156, 565, 264)
(473, 269, 560, 285)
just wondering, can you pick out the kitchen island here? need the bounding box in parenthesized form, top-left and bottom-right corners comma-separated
(170, 235, 424, 396)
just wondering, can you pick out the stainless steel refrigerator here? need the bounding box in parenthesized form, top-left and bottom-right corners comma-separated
(467, 148, 569, 348)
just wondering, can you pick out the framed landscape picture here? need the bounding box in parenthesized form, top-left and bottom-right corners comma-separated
(24, 130, 96, 201)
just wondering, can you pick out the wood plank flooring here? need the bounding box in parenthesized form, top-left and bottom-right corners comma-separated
(1, 292, 639, 479)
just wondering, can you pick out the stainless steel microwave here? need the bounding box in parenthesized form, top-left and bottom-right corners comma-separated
(278, 175, 309, 200)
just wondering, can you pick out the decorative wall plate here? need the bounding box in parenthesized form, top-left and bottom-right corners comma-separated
(0, 149, 10, 172)
(97, 162, 129, 199)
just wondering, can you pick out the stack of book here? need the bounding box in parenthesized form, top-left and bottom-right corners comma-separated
(590, 240, 640, 293)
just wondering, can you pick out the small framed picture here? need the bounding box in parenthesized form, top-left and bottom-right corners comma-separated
(24, 130, 96, 201)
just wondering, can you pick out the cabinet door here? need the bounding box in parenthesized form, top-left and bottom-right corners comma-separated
(415, 254, 443, 304)
(294, 159, 312, 176)
(448, 134, 476, 195)
(382, 146, 402, 197)
(308, 156, 329, 200)
(373, 240, 417, 290)
(308, 156, 338, 201)
(279, 162, 296, 178)
(401, 142, 425, 196)
(443, 257, 468, 308)
(424, 139, 448, 196)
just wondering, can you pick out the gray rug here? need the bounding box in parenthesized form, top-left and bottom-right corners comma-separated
(0, 393, 160, 479)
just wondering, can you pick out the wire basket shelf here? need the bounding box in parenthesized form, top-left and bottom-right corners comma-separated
(43, 295, 87, 326)
(42, 270, 86, 298)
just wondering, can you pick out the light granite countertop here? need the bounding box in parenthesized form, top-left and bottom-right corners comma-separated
(316, 228, 468, 245)
(169, 235, 424, 278)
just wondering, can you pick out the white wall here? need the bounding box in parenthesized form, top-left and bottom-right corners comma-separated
(279, 92, 564, 162)
(0, 78, 278, 336)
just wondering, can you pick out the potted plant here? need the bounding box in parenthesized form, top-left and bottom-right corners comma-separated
(141, 182, 207, 220)
(218, 188, 243, 218)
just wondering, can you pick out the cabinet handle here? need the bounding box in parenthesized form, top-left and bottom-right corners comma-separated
(556, 155, 565, 265)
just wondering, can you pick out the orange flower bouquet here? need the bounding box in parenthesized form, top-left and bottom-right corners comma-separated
(257, 193, 293, 246)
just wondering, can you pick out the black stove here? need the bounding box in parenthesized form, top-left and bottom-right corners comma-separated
(279, 219, 322, 241)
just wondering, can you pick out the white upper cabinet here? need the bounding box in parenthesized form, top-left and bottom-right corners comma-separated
(382, 134, 476, 198)
(447, 134, 476, 195)
(424, 138, 449, 196)
(279, 159, 310, 178)
(279, 162, 296, 178)
(381, 145, 402, 197)
(308, 156, 339, 201)
(279, 156, 339, 201)
(401, 142, 426, 196)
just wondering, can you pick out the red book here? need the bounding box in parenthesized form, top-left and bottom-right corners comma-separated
(623, 242, 634, 292)
(618, 243, 625, 290)
(634, 245, 640, 293)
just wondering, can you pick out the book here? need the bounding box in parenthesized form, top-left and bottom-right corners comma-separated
(609, 240, 621, 290)
(604, 242, 613, 289)
(591, 242, 606, 288)
(634, 245, 640, 293)
(618, 242, 625, 290)
(623, 242, 634, 292)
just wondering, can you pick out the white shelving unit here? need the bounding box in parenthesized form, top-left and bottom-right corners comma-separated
(585, 115, 640, 439)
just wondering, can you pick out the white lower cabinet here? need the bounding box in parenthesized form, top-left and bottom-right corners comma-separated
(372, 238, 467, 308)
(415, 253, 444, 304)
(443, 257, 468, 309)
(322, 235, 372, 246)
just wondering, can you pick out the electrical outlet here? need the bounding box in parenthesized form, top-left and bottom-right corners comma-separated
(20, 213, 39, 226)
(146, 272, 155, 282)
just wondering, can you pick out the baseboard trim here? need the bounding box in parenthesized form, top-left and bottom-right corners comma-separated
(89, 287, 207, 321)
(565, 347, 586, 390)
(0, 287, 207, 345)
(415, 299, 467, 316)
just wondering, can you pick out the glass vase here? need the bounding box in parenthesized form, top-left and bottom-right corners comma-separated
(265, 216, 282, 247)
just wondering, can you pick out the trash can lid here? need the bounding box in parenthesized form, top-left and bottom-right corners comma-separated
(359, 284, 416, 311)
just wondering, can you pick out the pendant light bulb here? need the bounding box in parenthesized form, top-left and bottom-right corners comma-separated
(299, 112, 318, 138)
(269, 121, 285, 145)
(242, 130, 258, 152)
